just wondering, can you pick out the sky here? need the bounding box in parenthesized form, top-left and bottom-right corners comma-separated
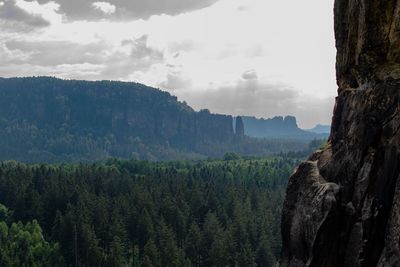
(0, 0, 337, 128)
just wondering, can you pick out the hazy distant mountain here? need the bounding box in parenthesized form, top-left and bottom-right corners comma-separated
(305, 124, 331, 134)
(0, 77, 310, 163)
(240, 116, 329, 140)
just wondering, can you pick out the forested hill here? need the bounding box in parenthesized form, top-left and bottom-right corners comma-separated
(0, 77, 309, 162)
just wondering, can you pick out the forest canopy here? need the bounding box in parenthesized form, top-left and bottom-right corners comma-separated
(0, 155, 301, 266)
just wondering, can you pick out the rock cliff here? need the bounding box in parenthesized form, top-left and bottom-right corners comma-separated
(281, 0, 400, 266)
(0, 77, 237, 161)
(235, 116, 245, 136)
(0, 77, 309, 162)
(242, 116, 326, 140)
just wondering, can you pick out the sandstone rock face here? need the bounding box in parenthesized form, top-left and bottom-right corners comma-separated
(281, 0, 400, 266)
(235, 116, 245, 136)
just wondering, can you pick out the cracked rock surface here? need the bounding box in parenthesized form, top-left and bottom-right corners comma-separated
(280, 0, 400, 266)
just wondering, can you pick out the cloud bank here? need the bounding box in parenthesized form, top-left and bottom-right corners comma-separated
(24, 0, 220, 20)
(0, 0, 50, 31)
(0, 0, 337, 128)
(177, 71, 335, 128)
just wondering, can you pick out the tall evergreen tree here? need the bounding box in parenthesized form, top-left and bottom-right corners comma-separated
(0, 156, 300, 266)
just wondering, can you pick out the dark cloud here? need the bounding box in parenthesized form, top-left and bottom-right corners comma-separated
(26, 0, 220, 21)
(241, 69, 258, 80)
(130, 35, 163, 60)
(0, 0, 50, 31)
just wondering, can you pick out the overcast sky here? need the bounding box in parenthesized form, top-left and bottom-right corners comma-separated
(0, 0, 336, 128)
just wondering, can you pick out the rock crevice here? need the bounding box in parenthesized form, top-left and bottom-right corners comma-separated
(281, 0, 400, 266)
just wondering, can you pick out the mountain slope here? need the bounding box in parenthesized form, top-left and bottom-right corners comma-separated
(305, 124, 331, 134)
(0, 77, 308, 162)
(281, 0, 400, 266)
(241, 116, 328, 140)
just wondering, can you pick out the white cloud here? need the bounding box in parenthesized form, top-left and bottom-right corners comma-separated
(15, 0, 61, 24)
(92, 2, 116, 15)
(0, 62, 104, 80)
(0, 0, 53, 31)
(26, 0, 220, 20)
(0, 0, 337, 127)
(175, 78, 335, 128)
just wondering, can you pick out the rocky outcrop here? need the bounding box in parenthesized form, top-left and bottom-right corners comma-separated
(281, 0, 400, 266)
(235, 116, 245, 136)
(242, 116, 326, 140)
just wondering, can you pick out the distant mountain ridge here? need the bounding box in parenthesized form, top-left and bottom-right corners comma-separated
(305, 124, 331, 134)
(240, 116, 329, 140)
(0, 77, 311, 162)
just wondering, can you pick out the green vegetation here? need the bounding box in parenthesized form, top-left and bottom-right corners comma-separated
(0, 77, 326, 266)
(308, 138, 329, 151)
(0, 77, 309, 163)
(0, 155, 300, 266)
(0, 204, 64, 266)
